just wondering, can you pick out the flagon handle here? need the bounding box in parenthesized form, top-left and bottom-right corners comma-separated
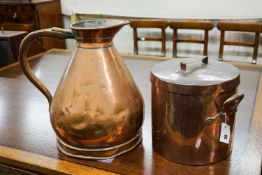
(19, 28, 74, 105)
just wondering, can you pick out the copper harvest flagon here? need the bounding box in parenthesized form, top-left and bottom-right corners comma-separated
(19, 19, 144, 159)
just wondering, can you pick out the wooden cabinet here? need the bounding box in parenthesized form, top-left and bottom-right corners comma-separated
(0, 31, 26, 66)
(0, 0, 65, 51)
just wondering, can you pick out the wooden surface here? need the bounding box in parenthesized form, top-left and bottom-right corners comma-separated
(0, 31, 26, 66)
(0, 0, 65, 50)
(168, 20, 214, 57)
(0, 31, 26, 38)
(129, 20, 168, 56)
(217, 21, 262, 62)
(239, 71, 262, 175)
(0, 49, 262, 174)
(0, 145, 116, 175)
(0, 0, 56, 5)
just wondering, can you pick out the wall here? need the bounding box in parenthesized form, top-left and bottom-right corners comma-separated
(61, 0, 262, 19)
(61, 0, 262, 64)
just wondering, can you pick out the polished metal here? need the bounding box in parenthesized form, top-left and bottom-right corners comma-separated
(19, 19, 144, 159)
(151, 58, 244, 165)
(180, 56, 208, 72)
(151, 58, 240, 95)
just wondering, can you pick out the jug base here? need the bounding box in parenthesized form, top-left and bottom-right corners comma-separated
(57, 131, 142, 159)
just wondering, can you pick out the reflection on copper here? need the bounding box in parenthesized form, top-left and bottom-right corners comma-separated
(195, 138, 201, 149)
(150, 58, 244, 165)
(151, 86, 243, 165)
(19, 19, 144, 159)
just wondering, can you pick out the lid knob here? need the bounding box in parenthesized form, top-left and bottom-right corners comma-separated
(180, 56, 208, 72)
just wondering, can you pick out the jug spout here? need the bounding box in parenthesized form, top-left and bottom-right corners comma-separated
(70, 19, 129, 44)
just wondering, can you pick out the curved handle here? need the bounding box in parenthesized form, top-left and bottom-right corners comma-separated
(221, 93, 244, 115)
(205, 93, 244, 125)
(19, 28, 74, 105)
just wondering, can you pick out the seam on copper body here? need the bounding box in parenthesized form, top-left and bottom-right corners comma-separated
(57, 136, 142, 160)
(76, 44, 112, 49)
(57, 129, 142, 151)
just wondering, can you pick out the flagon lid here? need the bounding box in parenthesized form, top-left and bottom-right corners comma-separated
(150, 57, 240, 95)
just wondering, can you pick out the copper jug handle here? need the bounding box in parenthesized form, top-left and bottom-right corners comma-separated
(19, 28, 74, 104)
(205, 93, 244, 125)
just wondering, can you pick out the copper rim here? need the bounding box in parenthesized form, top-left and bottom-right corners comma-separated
(56, 131, 142, 159)
(70, 19, 130, 30)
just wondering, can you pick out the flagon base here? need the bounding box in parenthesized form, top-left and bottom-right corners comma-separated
(57, 131, 142, 160)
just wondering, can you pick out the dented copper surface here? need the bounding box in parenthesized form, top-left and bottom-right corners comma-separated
(151, 57, 244, 165)
(19, 19, 144, 159)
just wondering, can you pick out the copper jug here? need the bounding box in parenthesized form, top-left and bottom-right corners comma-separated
(19, 19, 144, 159)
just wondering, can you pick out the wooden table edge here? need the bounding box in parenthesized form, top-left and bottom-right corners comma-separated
(0, 49, 71, 72)
(239, 71, 262, 175)
(0, 145, 118, 175)
(1, 49, 261, 71)
(121, 52, 262, 69)
(0, 48, 261, 174)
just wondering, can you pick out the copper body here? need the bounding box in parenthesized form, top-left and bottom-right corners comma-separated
(151, 58, 243, 165)
(19, 20, 144, 159)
